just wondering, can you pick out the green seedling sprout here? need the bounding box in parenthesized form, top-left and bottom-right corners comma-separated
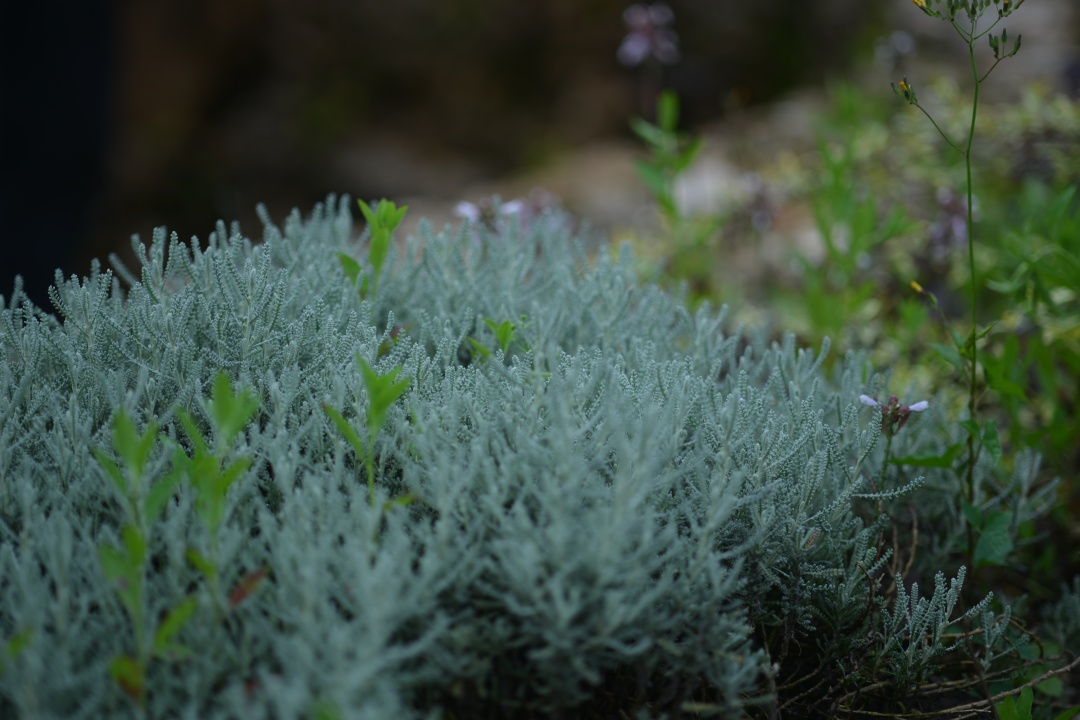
(324, 355, 411, 509)
(176, 372, 260, 620)
(94, 409, 199, 713)
(467, 316, 525, 361)
(338, 199, 408, 302)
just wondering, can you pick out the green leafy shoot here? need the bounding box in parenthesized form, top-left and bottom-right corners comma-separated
(152, 597, 197, 661)
(995, 686, 1033, 720)
(325, 356, 411, 508)
(108, 654, 145, 706)
(98, 524, 147, 630)
(358, 356, 410, 441)
(961, 503, 1015, 568)
(205, 372, 260, 454)
(483, 318, 517, 354)
(357, 199, 408, 302)
(0, 629, 32, 676)
(896, 0, 1026, 534)
(630, 91, 701, 222)
(336, 252, 362, 286)
(170, 373, 259, 619)
(93, 410, 178, 531)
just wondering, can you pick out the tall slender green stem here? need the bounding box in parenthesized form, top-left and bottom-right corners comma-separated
(963, 35, 980, 507)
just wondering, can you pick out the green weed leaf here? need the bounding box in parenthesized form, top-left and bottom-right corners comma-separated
(930, 342, 965, 373)
(323, 403, 367, 458)
(0, 629, 33, 674)
(113, 411, 158, 486)
(483, 318, 517, 353)
(357, 356, 410, 439)
(153, 597, 197, 661)
(975, 511, 1014, 567)
(92, 450, 127, 499)
(657, 90, 679, 132)
(108, 654, 144, 704)
(186, 548, 217, 583)
(336, 252, 361, 285)
(145, 469, 181, 525)
(207, 372, 259, 450)
(466, 337, 492, 361)
(982, 422, 1002, 467)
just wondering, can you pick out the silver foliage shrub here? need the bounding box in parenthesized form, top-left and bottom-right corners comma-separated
(0, 197, 1061, 718)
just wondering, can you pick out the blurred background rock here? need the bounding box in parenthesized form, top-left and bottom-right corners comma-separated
(2, 0, 1076, 308)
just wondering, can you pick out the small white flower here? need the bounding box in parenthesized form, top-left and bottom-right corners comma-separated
(500, 199, 525, 216)
(453, 201, 481, 223)
(859, 395, 879, 407)
(908, 400, 929, 412)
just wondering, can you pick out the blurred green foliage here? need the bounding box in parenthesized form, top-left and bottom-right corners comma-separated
(635, 79, 1080, 614)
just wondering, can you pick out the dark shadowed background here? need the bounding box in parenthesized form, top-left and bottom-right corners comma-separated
(2, 0, 1076, 309)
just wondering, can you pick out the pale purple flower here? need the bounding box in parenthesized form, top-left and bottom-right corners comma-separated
(617, 3, 680, 67)
(859, 397, 928, 436)
(453, 191, 562, 235)
(453, 201, 482, 224)
(860, 394, 929, 436)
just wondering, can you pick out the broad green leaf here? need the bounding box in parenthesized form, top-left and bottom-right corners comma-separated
(145, 469, 181, 524)
(121, 525, 147, 568)
(357, 199, 377, 226)
(484, 318, 516, 353)
(984, 368, 1027, 400)
(1, 629, 33, 673)
(382, 493, 418, 512)
(1053, 706, 1080, 720)
(657, 90, 679, 132)
(958, 419, 981, 439)
(674, 137, 703, 173)
(975, 510, 1014, 567)
(634, 160, 670, 197)
(1037, 676, 1063, 698)
(311, 698, 343, 720)
(100, 540, 142, 621)
(982, 422, 1002, 467)
(92, 449, 128, 498)
(208, 372, 259, 450)
(378, 200, 408, 231)
(629, 117, 665, 148)
(153, 597, 197, 660)
(466, 337, 492, 361)
(369, 228, 391, 278)
(930, 342, 964, 373)
(996, 695, 1019, 720)
(177, 410, 211, 459)
(961, 501, 983, 529)
(113, 411, 158, 484)
(109, 655, 144, 703)
(98, 544, 131, 584)
(357, 357, 410, 438)
(323, 404, 367, 458)
(186, 548, 217, 582)
(336, 252, 361, 285)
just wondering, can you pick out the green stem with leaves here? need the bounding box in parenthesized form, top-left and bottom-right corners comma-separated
(898, 0, 1023, 504)
(962, 34, 981, 509)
